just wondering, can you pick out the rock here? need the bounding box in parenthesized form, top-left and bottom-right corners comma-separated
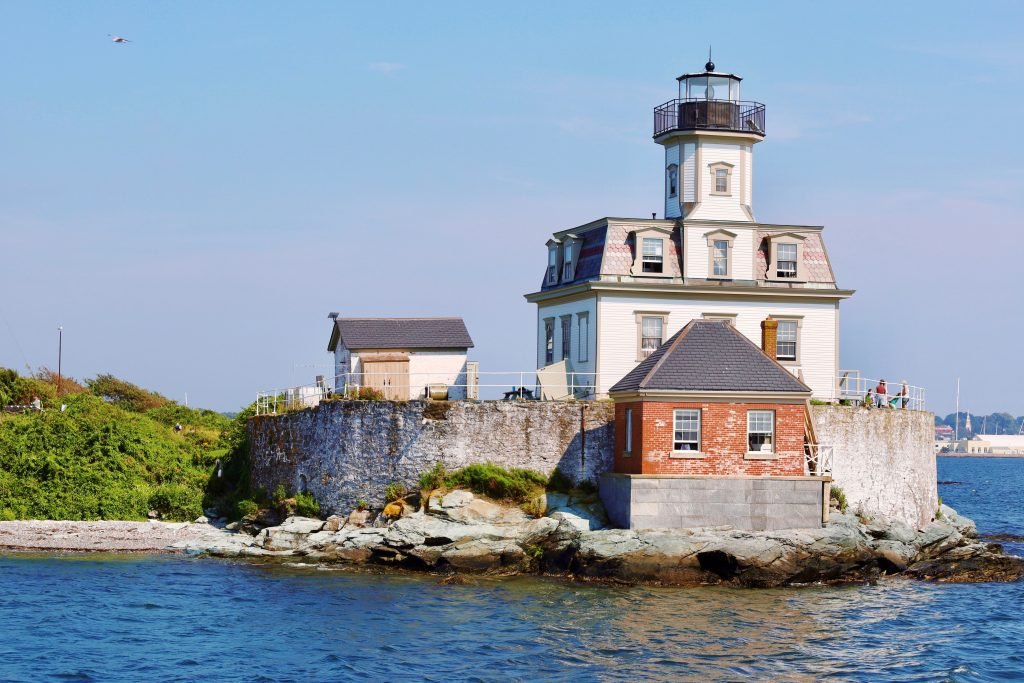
(436, 496, 529, 525)
(939, 505, 978, 538)
(382, 502, 403, 518)
(872, 539, 917, 572)
(279, 517, 326, 534)
(914, 521, 959, 550)
(881, 520, 918, 545)
(549, 510, 599, 532)
(238, 508, 282, 536)
(225, 522, 239, 531)
(440, 538, 525, 572)
(194, 516, 209, 524)
(345, 509, 372, 528)
(323, 515, 344, 532)
(905, 552, 1024, 583)
(437, 489, 476, 509)
(147, 510, 160, 520)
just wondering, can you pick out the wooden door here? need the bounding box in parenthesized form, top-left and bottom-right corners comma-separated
(362, 358, 409, 400)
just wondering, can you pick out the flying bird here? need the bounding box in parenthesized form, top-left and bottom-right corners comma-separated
(108, 34, 131, 44)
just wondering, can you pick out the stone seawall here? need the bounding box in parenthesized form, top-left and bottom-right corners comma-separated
(248, 400, 615, 515)
(812, 405, 937, 528)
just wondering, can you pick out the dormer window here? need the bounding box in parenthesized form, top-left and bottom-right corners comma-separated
(709, 162, 733, 196)
(547, 245, 559, 284)
(642, 238, 664, 273)
(667, 164, 678, 198)
(562, 242, 574, 281)
(705, 229, 736, 280)
(776, 243, 798, 278)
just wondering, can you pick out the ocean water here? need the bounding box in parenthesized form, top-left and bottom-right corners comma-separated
(0, 457, 1020, 682)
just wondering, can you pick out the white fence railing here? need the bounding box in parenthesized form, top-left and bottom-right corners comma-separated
(805, 444, 834, 476)
(255, 371, 620, 415)
(825, 371, 926, 411)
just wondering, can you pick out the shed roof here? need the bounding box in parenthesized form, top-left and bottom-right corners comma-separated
(609, 319, 810, 395)
(328, 317, 474, 351)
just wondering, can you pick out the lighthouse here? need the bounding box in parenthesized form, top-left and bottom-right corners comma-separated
(654, 59, 765, 222)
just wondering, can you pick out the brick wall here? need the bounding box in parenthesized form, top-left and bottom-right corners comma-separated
(613, 400, 805, 476)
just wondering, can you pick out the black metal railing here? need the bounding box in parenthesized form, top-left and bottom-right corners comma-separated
(654, 99, 766, 137)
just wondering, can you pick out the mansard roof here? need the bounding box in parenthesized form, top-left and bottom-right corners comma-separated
(609, 319, 810, 395)
(327, 317, 474, 352)
(535, 217, 840, 295)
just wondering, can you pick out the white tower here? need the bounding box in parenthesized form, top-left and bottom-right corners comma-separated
(654, 60, 765, 222)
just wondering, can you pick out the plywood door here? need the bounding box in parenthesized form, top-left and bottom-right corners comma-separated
(362, 360, 409, 400)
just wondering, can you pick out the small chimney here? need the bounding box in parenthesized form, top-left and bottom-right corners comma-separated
(761, 316, 778, 361)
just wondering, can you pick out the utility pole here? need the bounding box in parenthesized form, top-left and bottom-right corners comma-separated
(57, 326, 63, 397)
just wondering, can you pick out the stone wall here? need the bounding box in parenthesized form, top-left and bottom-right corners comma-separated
(600, 474, 827, 530)
(812, 405, 936, 529)
(248, 400, 615, 515)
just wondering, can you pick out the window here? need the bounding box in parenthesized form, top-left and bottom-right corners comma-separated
(702, 313, 736, 326)
(642, 238, 664, 273)
(560, 316, 571, 361)
(640, 316, 663, 358)
(777, 320, 798, 362)
(563, 242, 574, 281)
(667, 164, 678, 198)
(547, 247, 558, 284)
(577, 313, 589, 362)
(747, 410, 775, 453)
(624, 408, 633, 455)
(777, 243, 797, 278)
(713, 240, 729, 276)
(673, 409, 701, 452)
(709, 163, 732, 195)
(544, 319, 554, 365)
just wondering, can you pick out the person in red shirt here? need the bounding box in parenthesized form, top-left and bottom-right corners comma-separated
(874, 379, 888, 408)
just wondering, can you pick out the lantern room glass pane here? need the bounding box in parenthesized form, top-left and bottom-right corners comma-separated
(707, 77, 731, 101)
(686, 77, 706, 100)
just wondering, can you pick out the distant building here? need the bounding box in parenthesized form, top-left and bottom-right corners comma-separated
(954, 434, 1024, 455)
(935, 425, 954, 441)
(950, 438, 992, 454)
(327, 317, 475, 400)
(525, 62, 852, 400)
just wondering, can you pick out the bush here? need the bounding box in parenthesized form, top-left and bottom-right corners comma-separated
(272, 483, 288, 505)
(418, 462, 447, 492)
(355, 387, 385, 401)
(384, 482, 408, 503)
(236, 499, 259, 519)
(446, 463, 548, 503)
(295, 492, 320, 518)
(355, 498, 368, 511)
(149, 483, 203, 521)
(86, 374, 170, 413)
(830, 485, 848, 513)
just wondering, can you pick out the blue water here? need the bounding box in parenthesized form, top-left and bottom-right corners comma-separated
(0, 458, 1020, 682)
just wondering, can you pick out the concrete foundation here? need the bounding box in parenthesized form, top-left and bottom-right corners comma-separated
(600, 473, 828, 530)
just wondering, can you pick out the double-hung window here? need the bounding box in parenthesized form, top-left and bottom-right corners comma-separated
(640, 316, 663, 358)
(642, 238, 664, 274)
(712, 240, 729, 277)
(715, 168, 728, 193)
(667, 164, 678, 198)
(747, 410, 775, 453)
(547, 247, 558, 284)
(577, 313, 589, 362)
(777, 243, 797, 278)
(776, 320, 798, 362)
(673, 409, 701, 452)
(563, 243, 574, 281)
(560, 316, 571, 361)
(544, 319, 554, 365)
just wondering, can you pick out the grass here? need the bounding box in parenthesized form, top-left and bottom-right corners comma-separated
(444, 463, 549, 504)
(830, 484, 848, 514)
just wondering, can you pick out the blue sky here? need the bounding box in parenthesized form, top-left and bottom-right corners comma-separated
(1, 1, 1022, 414)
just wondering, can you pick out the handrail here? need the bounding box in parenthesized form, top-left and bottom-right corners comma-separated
(654, 99, 766, 137)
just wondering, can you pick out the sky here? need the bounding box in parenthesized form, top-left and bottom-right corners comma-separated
(1, 1, 1022, 415)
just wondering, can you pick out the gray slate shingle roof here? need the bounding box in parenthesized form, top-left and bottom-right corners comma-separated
(609, 319, 810, 394)
(329, 318, 474, 351)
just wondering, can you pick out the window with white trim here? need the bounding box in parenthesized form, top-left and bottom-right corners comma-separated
(560, 316, 571, 361)
(776, 243, 798, 278)
(715, 168, 728, 193)
(673, 409, 701, 452)
(577, 313, 589, 362)
(547, 247, 558, 284)
(667, 164, 678, 198)
(776, 320, 798, 362)
(747, 410, 775, 453)
(712, 240, 729, 277)
(563, 242, 574, 281)
(641, 238, 664, 274)
(640, 316, 663, 358)
(624, 408, 633, 455)
(544, 319, 554, 365)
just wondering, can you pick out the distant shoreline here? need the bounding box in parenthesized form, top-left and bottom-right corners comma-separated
(938, 453, 1024, 459)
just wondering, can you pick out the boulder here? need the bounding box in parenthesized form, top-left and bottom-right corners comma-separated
(881, 520, 918, 545)
(436, 496, 529, 526)
(194, 516, 209, 524)
(939, 505, 978, 538)
(872, 539, 917, 572)
(323, 515, 344, 532)
(346, 509, 372, 528)
(440, 538, 526, 573)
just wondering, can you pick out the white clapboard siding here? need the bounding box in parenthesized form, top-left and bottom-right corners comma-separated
(682, 142, 696, 203)
(684, 224, 757, 281)
(407, 352, 471, 400)
(743, 144, 753, 213)
(688, 141, 752, 222)
(596, 294, 838, 398)
(536, 296, 598, 373)
(664, 144, 681, 219)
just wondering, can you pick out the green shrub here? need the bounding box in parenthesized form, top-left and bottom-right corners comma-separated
(295, 491, 320, 518)
(86, 374, 170, 413)
(384, 482, 408, 503)
(236, 499, 259, 519)
(830, 485, 848, 513)
(355, 499, 369, 511)
(446, 463, 548, 503)
(149, 483, 203, 521)
(418, 462, 447, 492)
(355, 387, 386, 401)
(546, 469, 573, 493)
(272, 483, 288, 504)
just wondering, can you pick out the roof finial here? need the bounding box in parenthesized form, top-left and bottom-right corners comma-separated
(705, 45, 714, 72)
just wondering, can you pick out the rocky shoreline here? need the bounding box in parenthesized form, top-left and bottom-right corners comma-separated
(4, 491, 1019, 587)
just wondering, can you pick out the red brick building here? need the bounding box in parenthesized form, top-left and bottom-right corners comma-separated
(609, 318, 812, 477)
